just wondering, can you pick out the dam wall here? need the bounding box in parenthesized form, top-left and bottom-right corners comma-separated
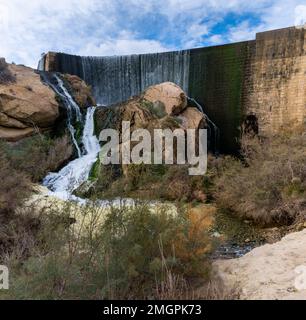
(40, 26, 306, 152)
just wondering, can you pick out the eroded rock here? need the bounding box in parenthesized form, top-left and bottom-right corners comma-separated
(143, 82, 187, 116)
(0, 62, 59, 141)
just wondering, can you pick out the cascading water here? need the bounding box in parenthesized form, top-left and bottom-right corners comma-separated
(187, 97, 220, 154)
(40, 73, 83, 157)
(43, 107, 100, 201)
(45, 50, 190, 106)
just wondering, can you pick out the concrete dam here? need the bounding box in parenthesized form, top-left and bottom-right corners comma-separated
(39, 26, 306, 152)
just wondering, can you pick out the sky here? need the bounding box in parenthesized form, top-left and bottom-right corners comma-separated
(0, 0, 306, 68)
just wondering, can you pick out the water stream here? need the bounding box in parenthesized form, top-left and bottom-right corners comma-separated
(40, 73, 83, 157)
(43, 106, 100, 201)
(40, 73, 100, 201)
(187, 97, 220, 154)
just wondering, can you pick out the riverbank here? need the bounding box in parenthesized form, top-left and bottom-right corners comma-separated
(214, 229, 306, 299)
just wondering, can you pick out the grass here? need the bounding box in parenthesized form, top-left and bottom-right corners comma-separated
(0, 133, 74, 263)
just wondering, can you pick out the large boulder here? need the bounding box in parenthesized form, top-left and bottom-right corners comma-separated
(178, 107, 207, 130)
(94, 82, 208, 185)
(143, 82, 187, 116)
(0, 59, 95, 142)
(0, 62, 59, 141)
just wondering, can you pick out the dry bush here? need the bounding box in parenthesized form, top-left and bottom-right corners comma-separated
(1, 202, 212, 300)
(6, 134, 73, 182)
(0, 143, 31, 216)
(89, 162, 209, 204)
(214, 129, 306, 226)
(0, 58, 16, 84)
(0, 143, 35, 259)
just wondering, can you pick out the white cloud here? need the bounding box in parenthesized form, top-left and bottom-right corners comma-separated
(78, 35, 174, 57)
(207, 34, 224, 45)
(227, 21, 265, 42)
(295, 5, 306, 26)
(0, 0, 305, 68)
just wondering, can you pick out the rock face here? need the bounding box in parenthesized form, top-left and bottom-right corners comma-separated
(64, 74, 96, 108)
(143, 82, 187, 116)
(178, 107, 207, 130)
(0, 62, 59, 141)
(214, 229, 306, 300)
(0, 60, 96, 142)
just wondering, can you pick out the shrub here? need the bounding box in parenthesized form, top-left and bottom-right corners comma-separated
(0, 58, 16, 84)
(214, 129, 306, 226)
(1, 202, 211, 299)
(0, 142, 35, 258)
(140, 99, 167, 119)
(0, 142, 31, 216)
(4, 134, 73, 182)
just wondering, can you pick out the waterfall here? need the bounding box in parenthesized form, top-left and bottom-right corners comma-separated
(54, 50, 190, 106)
(41, 73, 83, 157)
(37, 54, 45, 71)
(43, 107, 100, 201)
(187, 97, 220, 154)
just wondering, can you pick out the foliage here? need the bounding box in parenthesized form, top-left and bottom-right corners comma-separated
(2, 134, 73, 182)
(140, 99, 167, 119)
(1, 202, 211, 299)
(214, 129, 306, 225)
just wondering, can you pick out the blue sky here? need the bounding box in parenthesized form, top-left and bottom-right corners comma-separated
(0, 0, 306, 68)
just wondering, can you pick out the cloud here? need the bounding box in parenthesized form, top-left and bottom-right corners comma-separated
(78, 32, 174, 56)
(207, 34, 224, 45)
(294, 5, 306, 26)
(0, 0, 305, 68)
(227, 21, 265, 42)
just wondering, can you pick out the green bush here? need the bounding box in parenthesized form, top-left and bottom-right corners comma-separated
(140, 99, 167, 119)
(1, 202, 211, 299)
(3, 134, 73, 182)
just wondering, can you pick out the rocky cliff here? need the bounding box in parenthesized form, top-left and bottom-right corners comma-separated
(0, 59, 95, 142)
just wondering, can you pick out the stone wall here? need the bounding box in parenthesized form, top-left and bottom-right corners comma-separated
(244, 27, 306, 136)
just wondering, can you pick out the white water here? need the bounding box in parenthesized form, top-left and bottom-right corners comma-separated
(43, 107, 100, 201)
(44, 74, 83, 157)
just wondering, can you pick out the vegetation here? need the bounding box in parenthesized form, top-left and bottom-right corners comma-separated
(1, 114, 304, 300)
(0, 144, 31, 216)
(214, 129, 306, 226)
(85, 126, 306, 228)
(0, 202, 215, 299)
(0, 58, 16, 84)
(140, 99, 167, 119)
(0, 133, 73, 260)
(1, 134, 73, 182)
